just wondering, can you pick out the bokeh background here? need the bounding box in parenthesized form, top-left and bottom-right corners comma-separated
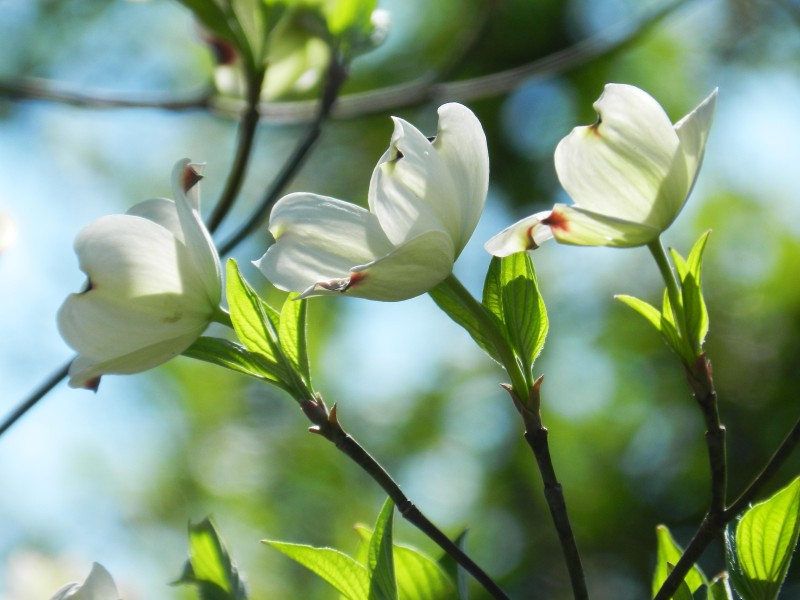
(1, 0, 800, 598)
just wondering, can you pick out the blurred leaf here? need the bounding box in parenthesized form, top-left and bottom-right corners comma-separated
(176, 0, 240, 46)
(175, 518, 247, 600)
(707, 573, 734, 600)
(728, 477, 800, 600)
(437, 530, 469, 600)
(498, 252, 548, 378)
(429, 283, 501, 363)
(652, 525, 708, 597)
(325, 0, 376, 36)
(264, 541, 369, 599)
(182, 336, 288, 389)
(367, 498, 397, 600)
(278, 293, 312, 389)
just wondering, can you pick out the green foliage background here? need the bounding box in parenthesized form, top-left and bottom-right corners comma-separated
(1, 0, 799, 598)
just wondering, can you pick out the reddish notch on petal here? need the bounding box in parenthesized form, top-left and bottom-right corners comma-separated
(181, 164, 203, 193)
(542, 210, 569, 232)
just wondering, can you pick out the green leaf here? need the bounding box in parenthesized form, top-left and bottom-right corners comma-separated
(681, 232, 711, 354)
(175, 518, 247, 600)
(264, 541, 369, 599)
(673, 578, 695, 600)
(429, 284, 501, 363)
(176, 0, 240, 46)
(226, 259, 285, 370)
(660, 290, 694, 365)
(729, 477, 800, 600)
(482, 257, 503, 324)
(498, 253, 548, 376)
(707, 573, 734, 600)
(437, 530, 470, 600)
(616, 294, 662, 333)
(326, 0, 377, 35)
(652, 525, 708, 597)
(182, 336, 287, 388)
(353, 526, 458, 600)
(367, 498, 397, 600)
(278, 293, 312, 389)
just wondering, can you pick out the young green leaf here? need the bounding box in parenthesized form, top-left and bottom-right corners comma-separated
(182, 336, 289, 388)
(226, 259, 284, 368)
(681, 232, 711, 354)
(175, 518, 247, 600)
(429, 284, 501, 363)
(278, 293, 312, 388)
(498, 252, 548, 376)
(264, 541, 369, 599)
(707, 573, 734, 600)
(175, 0, 240, 47)
(353, 525, 458, 600)
(652, 525, 708, 597)
(616, 294, 662, 333)
(367, 498, 398, 600)
(437, 530, 470, 600)
(729, 477, 800, 600)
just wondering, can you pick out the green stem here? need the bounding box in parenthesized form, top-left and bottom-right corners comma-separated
(300, 398, 510, 600)
(647, 238, 684, 337)
(433, 274, 588, 600)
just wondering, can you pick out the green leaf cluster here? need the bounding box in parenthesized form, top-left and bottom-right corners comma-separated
(618, 231, 710, 366)
(175, 518, 248, 600)
(183, 259, 313, 399)
(653, 478, 800, 600)
(264, 499, 458, 600)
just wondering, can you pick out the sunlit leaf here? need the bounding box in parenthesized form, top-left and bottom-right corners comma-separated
(429, 284, 501, 363)
(652, 525, 708, 597)
(278, 293, 312, 389)
(616, 294, 661, 332)
(264, 541, 369, 599)
(728, 477, 800, 600)
(707, 573, 734, 600)
(682, 231, 711, 354)
(182, 336, 288, 389)
(175, 518, 247, 600)
(367, 498, 397, 600)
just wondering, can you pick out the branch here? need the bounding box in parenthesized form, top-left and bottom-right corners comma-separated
(0, 360, 71, 436)
(300, 398, 510, 600)
(0, 0, 689, 123)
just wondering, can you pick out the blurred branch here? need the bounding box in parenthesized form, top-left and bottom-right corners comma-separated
(0, 0, 689, 123)
(301, 398, 510, 600)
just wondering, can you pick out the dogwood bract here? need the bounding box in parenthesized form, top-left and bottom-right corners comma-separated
(57, 159, 222, 390)
(49, 563, 119, 600)
(257, 102, 488, 301)
(485, 84, 717, 255)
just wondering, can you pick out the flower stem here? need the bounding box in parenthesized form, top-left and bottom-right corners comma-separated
(647, 238, 684, 338)
(433, 274, 588, 600)
(300, 398, 510, 600)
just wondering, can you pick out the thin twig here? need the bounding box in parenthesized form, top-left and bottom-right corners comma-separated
(218, 57, 348, 254)
(0, 360, 71, 436)
(0, 0, 689, 123)
(300, 398, 510, 600)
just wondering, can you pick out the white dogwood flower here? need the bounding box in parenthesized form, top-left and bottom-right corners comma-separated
(49, 563, 119, 600)
(257, 103, 489, 301)
(486, 84, 717, 255)
(57, 159, 222, 389)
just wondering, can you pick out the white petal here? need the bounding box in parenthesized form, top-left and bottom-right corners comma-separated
(66, 332, 203, 389)
(484, 211, 554, 257)
(555, 83, 687, 230)
(300, 230, 455, 301)
(369, 115, 453, 245)
(675, 88, 718, 201)
(171, 159, 222, 307)
(71, 563, 119, 600)
(430, 103, 489, 253)
(256, 193, 394, 293)
(126, 198, 182, 240)
(57, 214, 214, 360)
(546, 204, 661, 247)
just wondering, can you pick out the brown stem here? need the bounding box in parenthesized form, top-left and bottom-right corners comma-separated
(299, 397, 510, 600)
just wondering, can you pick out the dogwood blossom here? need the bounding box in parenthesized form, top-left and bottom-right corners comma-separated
(49, 563, 119, 600)
(57, 159, 222, 389)
(485, 84, 717, 255)
(257, 102, 489, 301)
